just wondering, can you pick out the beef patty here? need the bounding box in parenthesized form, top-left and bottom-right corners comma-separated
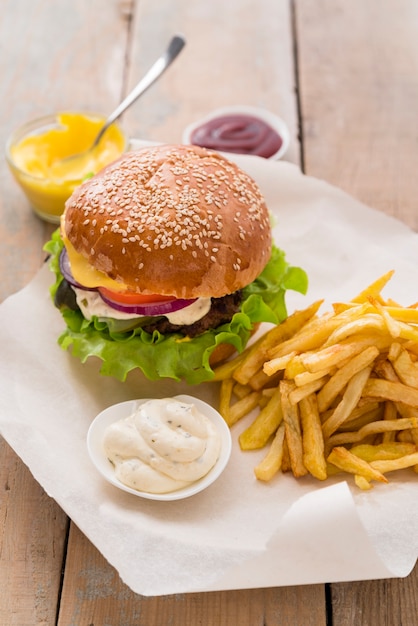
(142, 291, 243, 337)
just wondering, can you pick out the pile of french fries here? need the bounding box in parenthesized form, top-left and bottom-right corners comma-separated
(213, 271, 418, 490)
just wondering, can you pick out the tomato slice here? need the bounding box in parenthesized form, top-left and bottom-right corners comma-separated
(98, 287, 175, 306)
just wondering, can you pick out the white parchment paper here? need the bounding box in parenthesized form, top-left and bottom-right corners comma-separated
(1, 155, 418, 596)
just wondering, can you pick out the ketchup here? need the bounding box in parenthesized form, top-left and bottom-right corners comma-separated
(190, 114, 283, 158)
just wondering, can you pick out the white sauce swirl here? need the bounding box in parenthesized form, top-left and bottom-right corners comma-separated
(103, 398, 221, 494)
(73, 287, 211, 324)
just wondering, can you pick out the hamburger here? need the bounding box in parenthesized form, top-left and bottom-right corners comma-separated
(45, 144, 307, 384)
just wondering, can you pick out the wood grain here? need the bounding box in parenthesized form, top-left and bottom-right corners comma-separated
(56, 1, 327, 623)
(330, 571, 418, 626)
(0, 1, 131, 624)
(0, 0, 130, 300)
(1, 0, 418, 624)
(123, 0, 301, 165)
(0, 441, 68, 626)
(58, 525, 326, 626)
(295, 0, 418, 230)
(53, 0, 327, 623)
(296, 0, 418, 623)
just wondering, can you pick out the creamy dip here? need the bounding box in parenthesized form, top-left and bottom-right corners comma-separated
(103, 398, 221, 494)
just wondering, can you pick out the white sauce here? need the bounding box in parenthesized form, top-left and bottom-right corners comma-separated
(103, 398, 221, 494)
(73, 287, 211, 324)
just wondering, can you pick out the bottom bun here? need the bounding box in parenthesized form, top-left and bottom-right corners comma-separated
(209, 342, 238, 367)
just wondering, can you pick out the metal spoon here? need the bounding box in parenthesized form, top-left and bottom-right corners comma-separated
(58, 34, 186, 165)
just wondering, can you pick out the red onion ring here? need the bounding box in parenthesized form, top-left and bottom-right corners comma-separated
(99, 291, 197, 316)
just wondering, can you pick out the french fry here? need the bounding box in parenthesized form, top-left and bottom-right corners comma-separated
(373, 355, 398, 382)
(385, 306, 418, 324)
(263, 350, 297, 377)
(239, 385, 283, 450)
(339, 400, 382, 430)
(214, 270, 418, 489)
(281, 436, 291, 473)
(266, 313, 342, 360)
(250, 369, 281, 391)
(388, 342, 402, 362)
(394, 322, 418, 343)
(322, 315, 386, 348)
(283, 354, 310, 380)
(233, 382, 252, 399)
(327, 417, 418, 447)
(232, 300, 323, 385)
(317, 346, 379, 414)
(219, 378, 234, 425)
(354, 475, 373, 490)
(382, 400, 398, 443)
(254, 423, 286, 481)
(294, 368, 333, 387)
(322, 366, 373, 439)
(350, 442, 416, 462)
(300, 337, 385, 373)
(212, 350, 247, 381)
(289, 377, 328, 404)
(363, 378, 418, 407)
(370, 452, 418, 474)
(327, 447, 388, 484)
(351, 270, 395, 303)
(337, 407, 383, 434)
(390, 347, 418, 389)
(333, 301, 418, 324)
(397, 430, 415, 443)
(227, 391, 261, 426)
(370, 297, 402, 337)
(299, 394, 327, 480)
(280, 381, 307, 477)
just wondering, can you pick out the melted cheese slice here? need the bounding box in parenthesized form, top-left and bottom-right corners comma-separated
(61, 227, 129, 293)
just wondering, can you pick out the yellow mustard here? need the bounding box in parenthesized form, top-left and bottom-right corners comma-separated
(7, 112, 126, 223)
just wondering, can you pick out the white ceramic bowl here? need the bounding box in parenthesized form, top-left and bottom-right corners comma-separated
(87, 394, 232, 501)
(182, 104, 290, 160)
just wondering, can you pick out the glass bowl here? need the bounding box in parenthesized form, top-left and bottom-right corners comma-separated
(5, 111, 127, 224)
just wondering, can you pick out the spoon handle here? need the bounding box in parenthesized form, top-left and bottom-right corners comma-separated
(93, 34, 186, 148)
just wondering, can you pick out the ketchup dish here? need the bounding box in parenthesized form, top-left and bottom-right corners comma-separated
(183, 105, 290, 160)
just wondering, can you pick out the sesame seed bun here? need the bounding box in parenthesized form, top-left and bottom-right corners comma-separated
(63, 144, 272, 299)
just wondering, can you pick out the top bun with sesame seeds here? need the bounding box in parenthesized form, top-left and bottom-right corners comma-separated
(48, 143, 307, 384)
(62, 144, 272, 299)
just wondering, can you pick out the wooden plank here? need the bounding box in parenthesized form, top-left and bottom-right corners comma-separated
(0, 0, 130, 300)
(0, 1, 131, 623)
(295, 0, 418, 230)
(123, 0, 301, 165)
(58, 524, 326, 626)
(0, 440, 68, 626)
(296, 0, 418, 623)
(329, 570, 418, 625)
(57, 0, 327, 624)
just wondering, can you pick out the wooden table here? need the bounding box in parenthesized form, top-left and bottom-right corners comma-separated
(1, 1, 417, 623)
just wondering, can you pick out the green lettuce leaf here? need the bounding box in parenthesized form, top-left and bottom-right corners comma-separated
(44, 230, 308, 384)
